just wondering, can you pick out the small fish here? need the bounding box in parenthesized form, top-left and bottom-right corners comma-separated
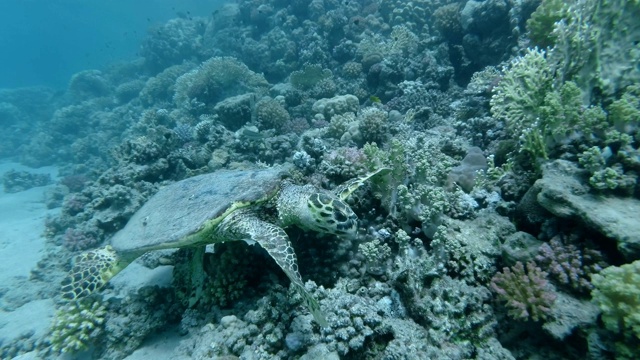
(241, 126, 266, 140)
(369, 95, 381, 103)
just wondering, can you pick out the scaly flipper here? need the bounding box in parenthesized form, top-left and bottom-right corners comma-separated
(61, 246, 127, 300)
(218, 209, 328, 327)
(333, 167, 392, 201)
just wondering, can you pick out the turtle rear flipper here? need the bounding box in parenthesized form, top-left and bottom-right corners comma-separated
(61, 246, 125, 300)
(219, 209, 328, 327)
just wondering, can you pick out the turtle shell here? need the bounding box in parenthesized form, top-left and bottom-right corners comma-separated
(110, 166, 289, 253)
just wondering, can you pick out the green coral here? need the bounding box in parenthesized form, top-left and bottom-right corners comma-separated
(397, 183, 448, 224)
(49, 297, 107, 353)
(526, 0, 568, 48)
(539, 81, 609, 139)
(492, 0, 640, 173)
(591, 260, 640, 359)
(608, 84, 640, 134)
(490, 47, 553, 139)
(358, 239, 392, 265)
(549, 0, 640, 101)
(578, 146, 606, 173)
(588, 165, 633, 192)
(492, 59, 608, 167)
(363, 137, 456, 218)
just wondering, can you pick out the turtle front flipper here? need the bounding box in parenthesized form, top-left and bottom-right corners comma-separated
(333, 167, 392, 201)
(61, 246, 128, 300)
(218, 209, 328, 327)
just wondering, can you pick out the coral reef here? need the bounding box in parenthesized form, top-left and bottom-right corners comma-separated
(3, 0, 638, 358)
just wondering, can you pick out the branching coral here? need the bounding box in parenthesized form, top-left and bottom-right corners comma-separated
(490, 47, 553, 140)
(591, 260, 640, 359)
(535, 235, 605, 295)
(490, 261, 556, 321)
(526, 0, 568, 48)
(591, 260, 640, 342)
(549, 0, 640, 101)
(48, 297, 107, 353)
(358, 107, 389, 144)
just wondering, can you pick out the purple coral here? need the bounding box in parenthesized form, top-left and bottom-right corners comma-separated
(63, 228, 101, 251)
(62, 194, 89, 215)
(536, 235, 605, 294)
(60, 174, 89, 192)
(283, 117, 311, 135)
(490, 261, 556, 322)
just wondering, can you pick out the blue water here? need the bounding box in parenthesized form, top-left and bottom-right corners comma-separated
(0, 0, 222, 88)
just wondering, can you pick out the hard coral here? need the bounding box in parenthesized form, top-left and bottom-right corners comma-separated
(63, 227, 101, 252)
(490, 261, 556, 321)
(536, 235, 605, 295)
(48, 297, 107, 354)
(591, 260, 640, 341)
(173, 56, 269, 114)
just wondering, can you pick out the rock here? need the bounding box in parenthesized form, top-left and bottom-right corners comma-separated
(543, 291, 599, 341)
(447, 146, 487, 192)
(501, 231, 543, 266)
(534, 160, 640, 260)
(300, 344, 340, 360)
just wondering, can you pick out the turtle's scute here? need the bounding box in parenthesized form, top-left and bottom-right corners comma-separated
(110, 167, 289, 253)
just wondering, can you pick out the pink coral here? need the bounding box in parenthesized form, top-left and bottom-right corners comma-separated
(490, 261, 556, 321)
(63, 228, 100, 252)
(62, 194, 89, 215)
(60, 174, 89, 192)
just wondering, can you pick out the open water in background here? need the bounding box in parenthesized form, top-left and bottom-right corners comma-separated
(0, 0, 224, 89)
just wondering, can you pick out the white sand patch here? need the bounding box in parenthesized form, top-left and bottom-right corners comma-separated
(0, 160, 59, 353)
(0, 160, 58, 284)
(0, 299, 56, 342)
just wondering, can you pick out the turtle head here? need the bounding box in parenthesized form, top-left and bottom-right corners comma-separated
(61, 246, 127, 300)
(305, 192, 358, 238)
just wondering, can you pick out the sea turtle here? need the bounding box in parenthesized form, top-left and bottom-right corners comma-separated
(60, 165, 389, 326)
